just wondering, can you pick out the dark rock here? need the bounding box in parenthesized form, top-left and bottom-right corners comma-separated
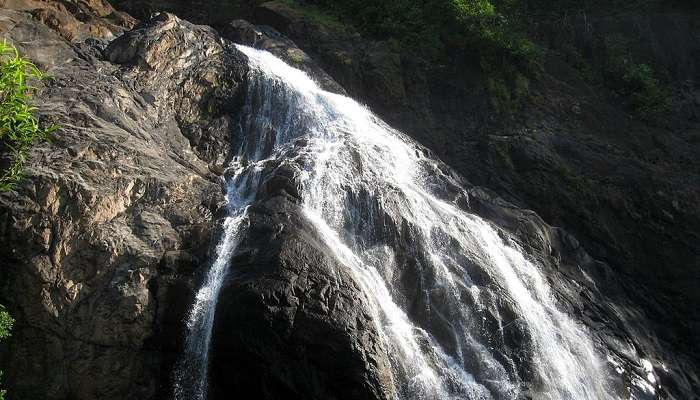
(210, 195, 394, 400)
(109, 0, 262, 27)
(252, 2, 412, 109)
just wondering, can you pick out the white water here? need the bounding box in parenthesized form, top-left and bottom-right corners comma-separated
(172, 167, 256, 400)
(173, 44, 618, 399)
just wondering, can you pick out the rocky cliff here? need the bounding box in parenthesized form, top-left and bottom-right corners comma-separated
(0, 1, 698, 399)
(0, 3, 247, 398)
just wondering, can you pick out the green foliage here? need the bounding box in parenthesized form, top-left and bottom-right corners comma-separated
(447, 0, 537, 55)
(0, 306, 12, 341)
(0, 305, 12, 400)
(306, 0, 432, 46)
(602, 35, 670, 119)
(622, 63, 670, 116)
(485, 71, 531, 115)
(303, 0, 541, 68)
(0, 41, 56, 192)
(520, 0, 697, 15)
(0, 373, 5, 400)
(295, 0, 542, 114)
(276, 0, 353, 35)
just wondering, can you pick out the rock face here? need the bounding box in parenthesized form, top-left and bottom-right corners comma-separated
(211, 195, 394, 400)
(0, 8, 247, 399)
(0, 0, 137, 41)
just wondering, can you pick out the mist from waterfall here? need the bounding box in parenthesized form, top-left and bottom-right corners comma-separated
(172, 43, 619, 400)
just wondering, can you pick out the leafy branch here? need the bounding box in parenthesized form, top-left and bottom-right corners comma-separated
(0, 41, 57, 192)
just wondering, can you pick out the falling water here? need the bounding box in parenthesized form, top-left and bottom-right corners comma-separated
(171, 170, 252, 400)
(173, 44, 621, 399)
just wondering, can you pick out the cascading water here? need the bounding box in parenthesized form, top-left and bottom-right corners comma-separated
(173, 44, 623, 399)
(172, 170, 253, 400)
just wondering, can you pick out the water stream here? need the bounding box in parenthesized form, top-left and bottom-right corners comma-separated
(173, 44, 619, 400)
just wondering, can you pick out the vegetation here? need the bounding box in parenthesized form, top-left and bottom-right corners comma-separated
(621, 63, 670, 117)
(298, 0, 678, 118)
(522, 0, 699, 15)
(0, 41, 56, 192)
(532, 6, 672, 120)
(603, 35, 670, 119)
(302, 0, 539, 62)
(0, 306, 12, 341)
(277, 0, 352, 35)
(0, 305, 13, 400)
(446, 0, 542, 114)
(282, 0, 543, 114)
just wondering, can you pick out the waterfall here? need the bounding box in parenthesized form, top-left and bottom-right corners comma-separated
(171, 171, 253, 400)
(173, 44, 618, 399)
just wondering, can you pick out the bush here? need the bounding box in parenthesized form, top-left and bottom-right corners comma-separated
(602, 35, 670, 119)
(0, 306, 12, 341)
(301, 0, 540, 67)
(0, 41, 56, 192)
(0, 305, 12, 400)
(295, 0, 541, 114)
(622, 63, 670, 117)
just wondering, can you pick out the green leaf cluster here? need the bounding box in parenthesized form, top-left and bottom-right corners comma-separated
(0, 305, 12, 400)
(0, 41, 56, 192)
(622, 63, 670, 117)
(283, 0, 541, 114)
(302, 0, 541, 72)
(603, 35, 670, 119)
(0, 306, 11, 341)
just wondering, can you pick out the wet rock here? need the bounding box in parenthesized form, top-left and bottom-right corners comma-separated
(0, 6, 395, 400)
(222, 19, 347, 94)
(252, 1, 409, 108)
(210, 195, 394, 400)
